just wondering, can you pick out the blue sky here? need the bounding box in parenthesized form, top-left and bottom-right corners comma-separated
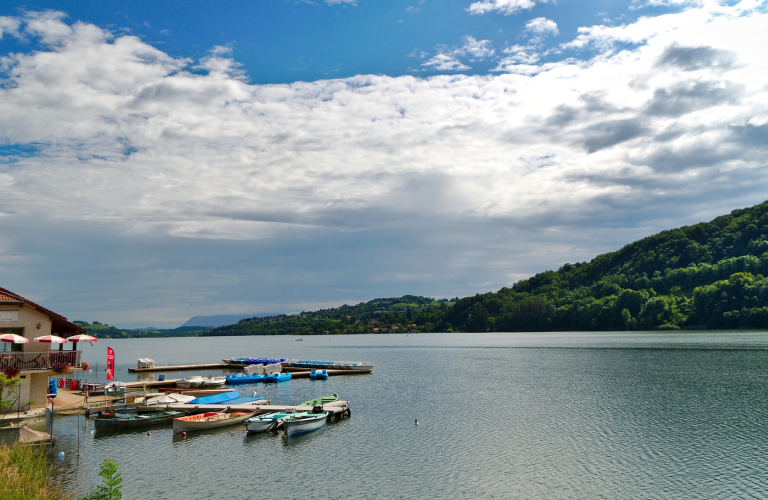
(1, 0, 767, 327)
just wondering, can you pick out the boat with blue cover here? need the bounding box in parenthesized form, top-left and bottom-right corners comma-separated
(264, 372, 291, 383)
(225, 373, 266, 385)
(309, 369, 328, 380)
(188, 391, 241, 405)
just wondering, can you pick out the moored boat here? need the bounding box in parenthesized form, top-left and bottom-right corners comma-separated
(95, 410, 188, 429)
(176, 376, 204, 389)
(282, 408, 328, 437)
(200, 376, 227, 388)
(299, 394, 338, 406)
(264, 372, 291, 383)
(158, 388, 235, 396)
(172, 411, 255, 434)
(309, 369, 328, 380)
(144, 393, 196, 406)
(187, 391, 241, 405)
(245, 411, 294, 434)
(225, 373, 266, 385)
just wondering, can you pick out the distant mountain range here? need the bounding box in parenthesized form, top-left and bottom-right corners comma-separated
(181, 313, 280, 328)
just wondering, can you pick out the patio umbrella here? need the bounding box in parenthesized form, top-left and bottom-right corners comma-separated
(33, 335, 67, 343)
(0, 333, 29, 344)
(1, 333, 28, 352)
(66, 334, 97, 343)
(67, 334, 97, 350)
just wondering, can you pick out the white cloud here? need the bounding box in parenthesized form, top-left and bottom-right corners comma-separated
(526, 17, 559, 36)
(0, 16, 21, 39)
(421, 53, 471, 71)
(325, 0, 357, 5)
(467, 0, 549, 16)
(456, 36, 495, 59)
(1, 4, 768, 324)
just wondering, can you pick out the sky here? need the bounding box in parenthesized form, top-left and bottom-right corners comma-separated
(1, 0, 767, 328)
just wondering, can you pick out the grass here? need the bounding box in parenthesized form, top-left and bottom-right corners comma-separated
(0, 443, 73, 500)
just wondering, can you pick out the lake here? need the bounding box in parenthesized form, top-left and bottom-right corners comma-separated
(53, 331, 768, 498)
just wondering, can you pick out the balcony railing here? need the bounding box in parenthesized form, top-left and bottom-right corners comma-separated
(0, 351, 82, 372)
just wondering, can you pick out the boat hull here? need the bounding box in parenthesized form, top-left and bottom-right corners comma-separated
(95, 411, 187, 429)
(172, 411, 255, 434)
(225, 374, 265, 385)
(283, 413, 328, 437)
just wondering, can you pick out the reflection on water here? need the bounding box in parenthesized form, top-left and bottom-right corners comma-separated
(51, 332, 768, 499)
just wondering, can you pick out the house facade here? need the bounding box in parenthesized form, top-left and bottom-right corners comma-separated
(0, 287, 86, 411)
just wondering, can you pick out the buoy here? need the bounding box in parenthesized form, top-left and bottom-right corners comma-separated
(415, 418, 418, 425)
(147, 432, 151, 436)
(58, 451, 65, 459)
(182, 432, 187, 438)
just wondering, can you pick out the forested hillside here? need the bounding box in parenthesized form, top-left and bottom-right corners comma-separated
(206, 199, 768, 334)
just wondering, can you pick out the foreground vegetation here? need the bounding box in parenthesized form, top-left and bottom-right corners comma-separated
(0, 444, 71, 500)
(203, 200, 768, 334)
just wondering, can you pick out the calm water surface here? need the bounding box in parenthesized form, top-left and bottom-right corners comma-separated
(52, 332, 768, 499)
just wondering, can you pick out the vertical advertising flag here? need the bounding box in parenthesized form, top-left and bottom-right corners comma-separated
(106, 347, 115, 381)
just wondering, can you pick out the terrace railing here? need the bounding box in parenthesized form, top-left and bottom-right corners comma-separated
(0, 351, 81, 372)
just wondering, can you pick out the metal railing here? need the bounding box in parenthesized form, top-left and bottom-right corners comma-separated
(0, 351, 81, 371)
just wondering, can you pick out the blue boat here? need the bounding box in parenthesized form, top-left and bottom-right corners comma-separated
(225, 374, 266, 385)
(264, 372, 291, 383)
(309, 370, 328, 380)
(188, 391, 240, 405)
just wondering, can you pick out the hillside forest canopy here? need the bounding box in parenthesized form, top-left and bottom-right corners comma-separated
(78, 200, 768, 337)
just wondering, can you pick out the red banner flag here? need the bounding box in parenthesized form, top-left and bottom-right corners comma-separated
(106, 347, 115, 381)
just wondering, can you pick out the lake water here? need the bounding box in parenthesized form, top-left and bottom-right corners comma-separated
(52, 332, 768, 499)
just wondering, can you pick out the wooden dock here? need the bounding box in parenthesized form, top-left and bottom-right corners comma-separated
(128, 363, 232, 373)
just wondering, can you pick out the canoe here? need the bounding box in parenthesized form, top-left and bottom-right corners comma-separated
(200, 376, 227, 388)
(282, 410, 328, 437)
(225, 374, 266, 385)
(176, 376, 204, 389)
(172, 411, 255, 434)
(264, 372, 291, 383)
(188, 391, 240, 405)
(245, 411, 294, 434)
(299, 394, 338, 406)
(95, 410, 188, 429)
(309, 369, 328, 380)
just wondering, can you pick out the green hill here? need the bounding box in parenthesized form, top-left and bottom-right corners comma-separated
(204, 199, 768, 335)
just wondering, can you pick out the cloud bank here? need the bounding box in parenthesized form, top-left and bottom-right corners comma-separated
(1, 2, 767, 325)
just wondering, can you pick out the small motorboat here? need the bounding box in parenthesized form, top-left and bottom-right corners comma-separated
(282, 407, 328, 437)
(176, 376, 204, 389)
(309, 369, 328, 380)
(264, 372, 291, 383)
(172, 411, 255, 434)
(95, 410, 188, 429)
(200, 376, 227, 388)
(225, 373, 266, 385)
